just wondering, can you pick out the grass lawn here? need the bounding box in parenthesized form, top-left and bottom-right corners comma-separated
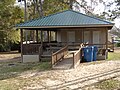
(108, 52, 120, 60)
(0, 60, 51, 90)
(94, 78, 120, 90)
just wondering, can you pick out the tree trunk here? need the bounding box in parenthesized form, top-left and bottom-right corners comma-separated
(70, 0, 73, 10)
(39, 0, 43, 17)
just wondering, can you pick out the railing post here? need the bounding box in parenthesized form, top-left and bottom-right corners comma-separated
(72, 52, 75, 68)
(51, 52, 53, 68)
(56, 54, 57, 65)
(39, 45, 41, 62)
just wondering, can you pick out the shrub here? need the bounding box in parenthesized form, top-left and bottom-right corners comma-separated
(11, 42, 20, 51)
(116, 43, 120, 47)
(0, 44, 5, 52)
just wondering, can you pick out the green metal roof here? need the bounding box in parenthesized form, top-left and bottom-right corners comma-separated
(16, 10, 114, 29)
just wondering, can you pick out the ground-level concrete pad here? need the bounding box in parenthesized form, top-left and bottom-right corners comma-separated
(23, 55, 39, 63)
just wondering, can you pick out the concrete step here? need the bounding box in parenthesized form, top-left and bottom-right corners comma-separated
(41, 54, 51, 58)
(41, 55, 51, 62)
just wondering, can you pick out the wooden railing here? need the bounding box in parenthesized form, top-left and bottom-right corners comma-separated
(22, 44, 41, 55)
(43, 42, 108, 51)
(52, 45, 68, 66)
(72, 47, 82, 68)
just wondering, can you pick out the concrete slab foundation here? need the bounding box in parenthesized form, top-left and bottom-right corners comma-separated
(23, 55, 39, 63)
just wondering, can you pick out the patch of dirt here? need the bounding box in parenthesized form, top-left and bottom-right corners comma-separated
(0, 51, 21, 62)
(19, 60, 120, 90)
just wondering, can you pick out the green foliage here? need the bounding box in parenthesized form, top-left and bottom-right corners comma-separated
(116, 43, 120, 47)
(0, 0, 24, 51)
(0, 43, 11, 52)
(7, 30, 20, 44)
(108, 52, 120, 60)
(43, 0, 69, 16)
(0, 44, 5, 52)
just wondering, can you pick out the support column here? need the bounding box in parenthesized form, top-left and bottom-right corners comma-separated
(106, 28, 108, 59)
(47, 31, 49, 42)
(55, 31, 57, 41)
(50, 31, 51, 42)
(20, 29, 23, 62)
(41, 30, 43, 44)
(106, 29, 108, 50)
(25, 30, 28, 44)
(36, 30, 38, 43)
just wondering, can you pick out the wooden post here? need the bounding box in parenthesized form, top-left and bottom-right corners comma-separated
(41, 30, 43, 44)
(72, 52, 75, 68)
(47, 30, 49, 42)
(50, 31, 51, 42)
(25, 30, 28, 44)
(51, 52, 53, 68)
(106, 28, 108, 59)
(55, 31, 57, 41)
(39, 30, 43, 61)
(20, 29, 23, 62)
(36, 30, 38, 43)
(106, 29, 108, 50)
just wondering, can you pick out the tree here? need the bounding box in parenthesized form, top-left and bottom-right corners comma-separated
(0, 0, 24, 51)
(116, 0, 120, 5)
(17, 0, 106, 21)
(102, 0, 120, 39)
(98, 0, 120, 21)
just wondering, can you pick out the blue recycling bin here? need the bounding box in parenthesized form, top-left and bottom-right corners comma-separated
(93, 46, 98, 61)
(83, 46, 94, 62)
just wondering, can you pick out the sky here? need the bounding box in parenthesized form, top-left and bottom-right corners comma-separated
(115, 18, 120, 28)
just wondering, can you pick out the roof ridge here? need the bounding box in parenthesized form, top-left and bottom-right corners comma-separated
(70, 10, 114, 24)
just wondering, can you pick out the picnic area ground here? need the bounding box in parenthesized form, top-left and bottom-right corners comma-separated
(0, 48, 120, 90)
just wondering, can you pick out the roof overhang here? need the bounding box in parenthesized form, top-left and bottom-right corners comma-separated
(16, 24, 114, 30)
